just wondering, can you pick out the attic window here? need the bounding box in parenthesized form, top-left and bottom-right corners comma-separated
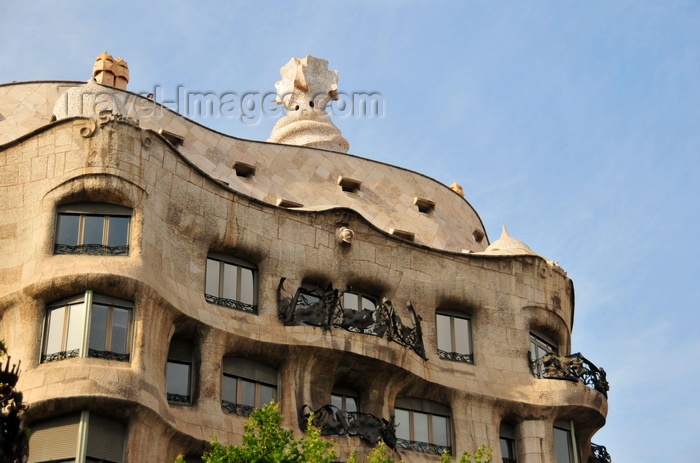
(234, 162, 256, 178)
(276, 198, 303, 208)
(414, 197, 435, 214)
(337, 176, 361, 193)
(472, 229, 485, 243)
(390, 229, 415, 242)
(158, 128, 184, 146)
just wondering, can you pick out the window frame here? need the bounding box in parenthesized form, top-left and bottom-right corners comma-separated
(331, 386, 360, 414)
(553, 421, 580, 463)
(54, 203, 132, 256)
(436, 310, 474, 364)
(221, 357, 278, 417)
(41, 291, 133, 363)
(205, 253, 258, 314)
(394, 398, 452, 455)
(166, 337, 195, 405)
(499, 422, 518, 463)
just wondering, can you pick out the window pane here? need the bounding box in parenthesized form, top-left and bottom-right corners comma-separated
(83, 215, 105, 245)
(56, 214, 79, 246)
(45, 307, 66, 354)
(240, 267, 255, 305)
(345, 396, 358, 413)
(432, 415, 449, 447)
(259, 384, 275, 406)
(331, 394, 343, 410)
(454, 317, 471, 355)
(89, 304, 109, 351)
(395, 409, 411, 441)
(343, 293, 358, 311)
(413, 411, 429, 443)
(554, 427, 573, 463)
(107, 216, 129, 247)
(436, 314, 453, 352)
(222, 375, 237, 403)
(205, 259, 220, 297)
(66, 303, 85, 352)
(166, 362, 191, 396)
(500, 437, 514, 459)
(222, 263, 238, 301)
(240, 379, 255, 407)
(361, 296, 375, 312)
(110, 308, 130, 354)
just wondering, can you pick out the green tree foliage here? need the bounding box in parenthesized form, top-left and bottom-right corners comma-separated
(0, 340, 29, 463)
(175, 402, 336, 463)
(440, 445, 493, 463)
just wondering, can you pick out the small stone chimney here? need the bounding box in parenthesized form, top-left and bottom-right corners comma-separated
(92, 51, 129, 90)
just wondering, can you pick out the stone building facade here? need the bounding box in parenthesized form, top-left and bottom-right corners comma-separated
(0, 54, 609, 463)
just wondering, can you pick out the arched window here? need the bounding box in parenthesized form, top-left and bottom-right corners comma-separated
(167, 337, 194, 405)
(394, 397, 451, 455)
(28, 411, 126, 463)
(436, 310, 473, 363)
(500, 422, 518, 463)
(42, 292, 133, 363)
(54, 203, 132, 255)
(221, 357, 277, 417)
(205, 254, 258, 314)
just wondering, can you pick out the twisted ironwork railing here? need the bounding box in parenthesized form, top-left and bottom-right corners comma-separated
(589, 443, 612, 463)
(530, 352, 609, 397)
(87, 349, 130, 362)
(395, 438, 451, 456)
(205, 294, 258, 314)
(437, 349, 473, 364)
(54, 243, 129, 255)
(302, 404, 397, 448)
(167, 393, 191, 404)
(221, 400, 255, 417)
(41, 349, 80, 363)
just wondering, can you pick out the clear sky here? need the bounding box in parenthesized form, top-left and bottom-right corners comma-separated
(2, 1, 699, 461)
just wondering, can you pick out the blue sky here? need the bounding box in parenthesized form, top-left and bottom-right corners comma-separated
(2, 1, 699, 461)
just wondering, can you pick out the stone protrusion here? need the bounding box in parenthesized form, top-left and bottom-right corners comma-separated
(93, 51, 129, 90)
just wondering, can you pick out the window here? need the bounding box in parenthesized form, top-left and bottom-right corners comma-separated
(221, 357, 277, 417)
(338, 290, 380, 334)
(500, 423, 517, 463)
(28, 411, 125, 463)
(42, 292, 132, 363)
(436, 311, 473, 363)
(394, 397, 451, 455)
(331, 387, 359, 414)
(337, 176, 361, 193)
(205, 254, 258, 314)
(55, 203, 131, 255)
(530, 332, 558, 376)
(553, 421, 579, 463)
(167, 337, 194, 404)
(342, 291, 377, 313)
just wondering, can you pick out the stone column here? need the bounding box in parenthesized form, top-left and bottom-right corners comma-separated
(518, 419, 554, 463)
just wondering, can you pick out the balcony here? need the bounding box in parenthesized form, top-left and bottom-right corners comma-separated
(589, 443, 612, 463)
(530, 352, 609, 397)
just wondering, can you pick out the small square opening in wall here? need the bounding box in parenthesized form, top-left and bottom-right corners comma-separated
(414, 197, 435, 214)
(234, 162, 256, 178)
(337, 176, 362, 193)
(472, 229, 485, 243)
(276, 198, 303, 208)
(158, 128, 184, 146)
(390, 228, 415, 242)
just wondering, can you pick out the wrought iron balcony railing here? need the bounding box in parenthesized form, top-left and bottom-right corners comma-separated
(166, 392, 191, 404)
(530, 352, 609, 397)
(301, 404, 397, 449)
(221, 400, 255, 417)
(395, 438, 451, 456)
(54, 243, 129, 255)
(589, 443, 612, 463)
(205, 293, 258, 314)
(437, 349, 474, 364)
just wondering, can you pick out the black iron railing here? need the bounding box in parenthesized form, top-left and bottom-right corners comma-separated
(54, 243, 129, 255)
(167, 393, 191, 404)
(205, 294, 258, 314)
(41, 349, 80, 363)
(437, 349, 473, 364)
(530, 352, 609, 397)
(221, 400, 255, 417)
(302, 404, 397, 448)
(87, 349, 130, 362)
(589, 443, 611, 463)
(395, 438, 451, 456)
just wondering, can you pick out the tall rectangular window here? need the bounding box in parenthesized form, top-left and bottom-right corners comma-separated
(42, 292, 132, 363)
(530, 332, 559, 377)
(167, 338, 194, 405)
(55, 203, 132, 255)
(436, 312, 473, 363)
(205, 255, 258, 314)
(221, 357, 277, 417)
(553, 422, 579, 463)
(500, 422, 517, 463)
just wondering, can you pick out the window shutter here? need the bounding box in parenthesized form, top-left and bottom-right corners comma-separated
(86, 414, 126, 462)
(28, 413, 80, 462)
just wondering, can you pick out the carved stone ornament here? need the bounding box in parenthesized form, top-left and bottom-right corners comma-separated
(277, 278, 427, 359)
(268, 55, 349, 153)
(338, 226, 355, 244)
